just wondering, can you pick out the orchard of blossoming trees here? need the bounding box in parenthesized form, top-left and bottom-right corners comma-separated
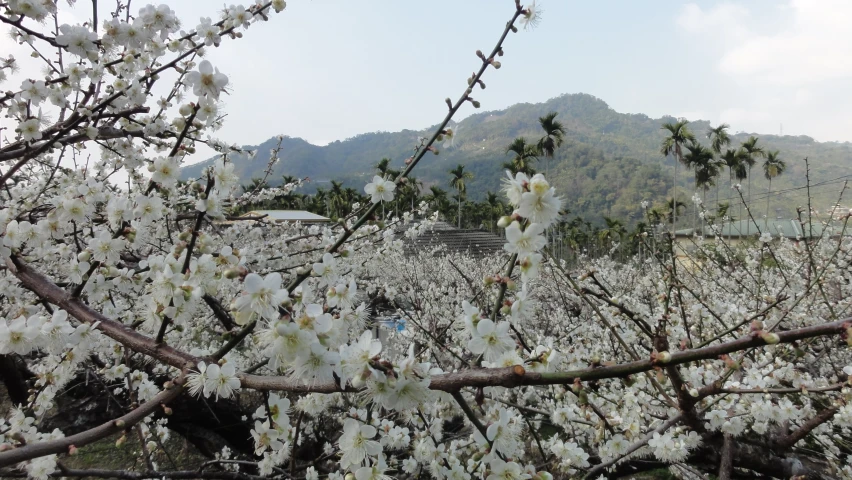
(0, 1, 851, 479)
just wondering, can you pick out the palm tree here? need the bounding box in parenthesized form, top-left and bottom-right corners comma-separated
(707, 124, 731, 155)
(503, 137, 538, 175)
(537, 112, 566, 178)
(762, 150, 786, 220)
(485, 191, 503, 232)
(375, 158, 393, 176)
(400, 176, 423, 211)
(599, 216, 627, 258)
(660, 120, 696, 231)
(426, 186, 451, 221)
(665, 197, 687, 225)
(449, 164, 474, 228)
(328, 180, 346, 218)
(740, 136, 765, 200)
(683, 141, 721, 204)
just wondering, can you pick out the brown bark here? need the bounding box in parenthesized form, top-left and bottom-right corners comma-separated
(0, 377, 185, 468)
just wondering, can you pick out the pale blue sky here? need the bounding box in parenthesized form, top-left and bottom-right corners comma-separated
(5, 1, 851, 163)
(199, 0, 852, 151)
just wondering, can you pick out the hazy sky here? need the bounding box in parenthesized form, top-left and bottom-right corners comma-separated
(4, 0, 852, 164)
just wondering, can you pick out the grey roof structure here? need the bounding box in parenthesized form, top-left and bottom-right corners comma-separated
(674, 219, 848, 239)
(241, 210, 330, 223)
(402, 221, 506, 257)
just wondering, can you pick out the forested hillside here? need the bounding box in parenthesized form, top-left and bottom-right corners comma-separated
(182, 93, 852, 222)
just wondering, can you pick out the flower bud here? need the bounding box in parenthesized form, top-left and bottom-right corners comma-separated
(497, 216, 511, 228)
(490, 61, 501, 69)
(178, 231, 192, 241)
(223, 267, 241, 279)
(178, 104, 193, 116)
(471, 100, 481, 108)
(655, 351, 672, 364)
(483, 275, 494, 286)
(688, 388, 699, 397)
(350, 373, 366, 389)
(68, 445, 78, 455)
(78, 250, 91, 262)
(345, 474, 355, 480)
(296, 266, 309, 276)
(760, 332, 780, 344)
(115, 435, 126, 447)
(114, 419, 126, 428)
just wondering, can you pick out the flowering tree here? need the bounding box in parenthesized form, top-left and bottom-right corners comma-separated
(1, 1, 852, 480)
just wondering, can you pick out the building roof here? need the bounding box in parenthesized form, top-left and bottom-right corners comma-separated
(403, 221, 506, 257)
(242, 210, 330, 223)
(674, 219, 847, 239)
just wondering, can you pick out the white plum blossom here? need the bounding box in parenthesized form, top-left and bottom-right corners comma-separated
(339, 418, 382, 469)
(468, 319, 514, 361)
(202, 362, 241, 400)
(364, 175, 396, 203)
(55, 24, 98, 57)
(17, 118, 42, 142)
(185, 60, 229, 99)
(232, 272, 289, 322)
(504, 221, 546, 255)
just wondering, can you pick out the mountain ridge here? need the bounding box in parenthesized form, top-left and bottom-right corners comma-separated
(181, 93, 852, 221)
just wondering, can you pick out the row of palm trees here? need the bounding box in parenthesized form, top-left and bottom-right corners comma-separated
(660, 120, 786, 231)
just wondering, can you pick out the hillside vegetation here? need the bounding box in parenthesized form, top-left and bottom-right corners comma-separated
(182, 93, 852, 222)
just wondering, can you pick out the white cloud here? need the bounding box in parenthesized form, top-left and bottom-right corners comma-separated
(676, 3, 751, 42)
(680, 1, 852, 86)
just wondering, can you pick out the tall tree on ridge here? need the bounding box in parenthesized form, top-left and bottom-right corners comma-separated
(763, 150, 786, 220)
(503, 137, 538, 175)
(739, 136, 765, 233)
(707, 123, 731, 155)
(449, 164, 473, 228)
(661, 119, 696, 232)
(537, 111, 566, 178)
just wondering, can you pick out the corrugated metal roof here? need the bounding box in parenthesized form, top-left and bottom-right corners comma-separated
(675, 219, 847, 239)
(403, 221, 506, 257)
(243, 210, 330, 222)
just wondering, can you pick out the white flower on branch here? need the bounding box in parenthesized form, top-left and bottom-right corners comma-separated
(339, 418, 382, 470)
(233, 272, 290, 322)
(185, 60, 229, 99)
(504, 221, 546, 255)
(202, 362, 241, 400)
(364, 175, 396, 204)
(195, 17, 222, 47)
(251, 420, 284, 456)
(17, 117, 42, 142)
(468, 319, 514, 361)
(0, 315, 40, 355)
(55, 24, 98, 58)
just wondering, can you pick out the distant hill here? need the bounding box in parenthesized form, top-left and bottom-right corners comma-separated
(181, 93, 852, 222)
